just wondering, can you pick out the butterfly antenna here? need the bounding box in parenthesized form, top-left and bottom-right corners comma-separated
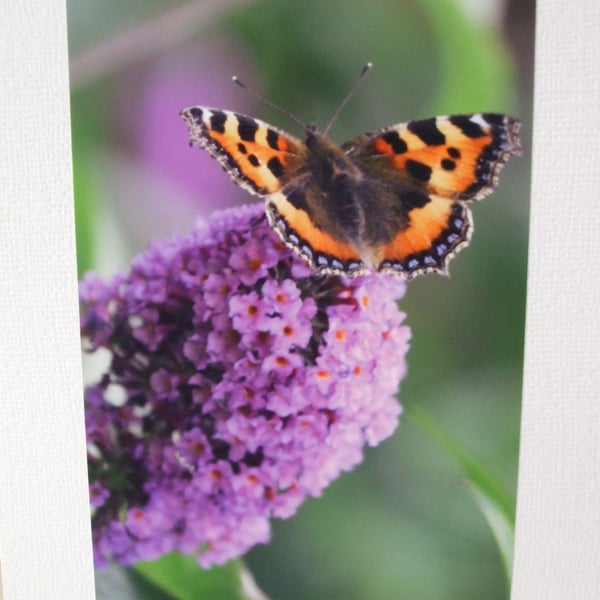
(232, 76, 306, 130)
(323, 62, 373, 136)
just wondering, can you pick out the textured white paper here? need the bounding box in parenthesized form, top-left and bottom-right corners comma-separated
(1, 0, 599, 599)
(0, 1, 95, 599)
(511, 0, 600, 598)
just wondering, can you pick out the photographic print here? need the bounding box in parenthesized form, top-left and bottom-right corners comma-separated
(3, 1, 600, 599)
(68, 1, 533, 598)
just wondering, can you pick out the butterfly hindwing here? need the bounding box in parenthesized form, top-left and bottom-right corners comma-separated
(344, 113, 522, 201)
(180, 107, 307, 197)
(266, 189, 369, 276)
(377, 197, 473, 277)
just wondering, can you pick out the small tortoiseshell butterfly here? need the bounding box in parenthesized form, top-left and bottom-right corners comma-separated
(181, 73, 521, 279)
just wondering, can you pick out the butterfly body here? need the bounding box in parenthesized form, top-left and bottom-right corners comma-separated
(181, 106, 521, 279)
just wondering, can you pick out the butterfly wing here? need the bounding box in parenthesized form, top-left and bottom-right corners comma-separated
(180, 107, 308, 197)
(341, 113, 521, 278)
(344, 113, 522, 201)
(374, 196, 473, 277)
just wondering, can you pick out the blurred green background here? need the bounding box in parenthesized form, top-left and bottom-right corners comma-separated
(69, 0, 534, 598)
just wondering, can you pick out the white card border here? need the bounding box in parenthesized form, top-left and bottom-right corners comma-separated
(0, 1, 95, 599)
(1, 0, 599, 598)
(511, 0, 600, 596)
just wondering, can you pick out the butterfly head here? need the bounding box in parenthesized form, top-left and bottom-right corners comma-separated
(304, 123, 324, 147)
(303, 124, 358, 181)
(305, 123, 343, 158)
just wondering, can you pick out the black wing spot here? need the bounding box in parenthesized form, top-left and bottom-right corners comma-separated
(447, 146, 461, 159)
(285, 187, 308, 211)
(238, 143, 247, 154)
(238, 116, 259, 142)
(210, 111, 227, 133)
(188, 107, 203, 123)
(402, 189, 431, 210)
(381, 131, 408, 154)
(441, 158, 456, 171)
(248, 154, 260, 167)
(267, 156, 284, 177)
(449, 116, 485, 138)
(266, 129, 280, 150)
(481, 113, 505, 125)
(405, 159, 432, 182)
(407, 118, 446, 145)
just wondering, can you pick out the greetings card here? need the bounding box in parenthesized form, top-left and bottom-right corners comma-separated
(1, 1, 599, 599)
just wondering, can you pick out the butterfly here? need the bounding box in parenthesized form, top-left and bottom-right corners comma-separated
(181, 94, 521, 279)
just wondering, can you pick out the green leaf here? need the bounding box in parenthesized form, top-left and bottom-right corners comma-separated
(132, 553, 269, 600)
(463, 480, 514, 583)
(407, 404, 515, 582)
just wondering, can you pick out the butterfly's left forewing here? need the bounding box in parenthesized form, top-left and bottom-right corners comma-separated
(180, 107, 307, 196)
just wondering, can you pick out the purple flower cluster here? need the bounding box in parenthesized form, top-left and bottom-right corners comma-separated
(81, 202, 411, 568)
